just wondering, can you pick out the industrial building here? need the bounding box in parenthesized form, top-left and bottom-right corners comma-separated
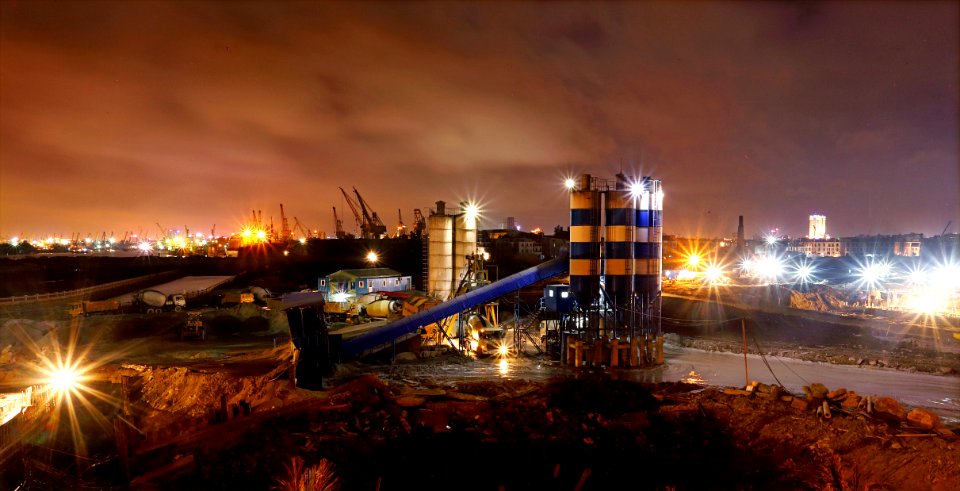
(809, 214, 827, 239)
(318, 268, 412, 298)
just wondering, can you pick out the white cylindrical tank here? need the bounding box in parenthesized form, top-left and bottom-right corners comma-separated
(428, 213, 454, 300)
(139, 290, 167, 308)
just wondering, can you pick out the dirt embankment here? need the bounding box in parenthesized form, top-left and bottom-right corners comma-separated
(124, 364, 959, 491)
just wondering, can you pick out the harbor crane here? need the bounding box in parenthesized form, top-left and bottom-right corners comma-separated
(338, 188, 365, 237)
(412, 208, 427, 237)
(293, 217, 312, 241)
(280, 203, 292, 242)
(353, 187, 387, 238)
(332, 207, 348, 239)
(395, 209, 407, 238)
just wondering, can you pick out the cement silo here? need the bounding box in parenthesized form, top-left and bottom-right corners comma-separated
(427, 200, 478, 301)
(634, 176, 663, 336)
(603, 184, 635, 314)
(569, 174, 601, 308)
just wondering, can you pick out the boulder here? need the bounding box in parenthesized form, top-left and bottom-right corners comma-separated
(827, 388, 847, 401)
(906, 408, 941, 429)
(874, 396, 907, 421)
(841, 392, 862, 409)
(803, 383, 829, 399)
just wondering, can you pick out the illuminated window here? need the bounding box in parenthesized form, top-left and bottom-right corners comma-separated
(561, 291, 569, 298)
(358, 281, 364, 288)
(548, 290, 554, 297)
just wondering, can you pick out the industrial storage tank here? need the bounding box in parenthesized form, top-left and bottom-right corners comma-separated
(569, 174, 601, 308)
(453, 201, 478, 292)
(634, 177, 663, 324)
(427, 202, 454, 300)
(427, 200, 478, 301)
(604, 186, 636, 310)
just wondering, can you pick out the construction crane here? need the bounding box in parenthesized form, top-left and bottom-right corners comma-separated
(332, 207, 348, 239)
(353, 187, 387, 238)
(395, 209, 407, 238)
(279, 204, 292, 242)
(339, 187, 366, 237)
(156, 223, 167, 241)
(210, 224, 216, 238)
(413, 208, 427, 237)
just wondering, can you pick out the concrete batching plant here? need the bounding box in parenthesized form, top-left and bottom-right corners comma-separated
(565, 173, 664, 367)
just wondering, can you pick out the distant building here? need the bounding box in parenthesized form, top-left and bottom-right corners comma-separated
(839, 234, 923, 257)
(319, 268, 412, 298)
(809, 214, 827, 239)
(788, 238, 842, 257)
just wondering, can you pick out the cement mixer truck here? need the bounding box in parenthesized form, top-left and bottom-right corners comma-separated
(134, 289, 187, 314)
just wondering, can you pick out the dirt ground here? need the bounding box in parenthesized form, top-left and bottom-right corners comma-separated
(113, 354, 960, 490)
(2, 306, 958, 490)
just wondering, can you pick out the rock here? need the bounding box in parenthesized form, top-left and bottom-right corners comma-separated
(874, 396, 907, 421)
(827, 388, 847, 401)
(938, 366, 956, 375)
(803, 383, 829, 399)
(394, 352, 418, 362)
(856, 358, 865, 365)
(394, 396, 426, 408)
(906, 408, 941, 429)
(723, 388, 753, 397)
(791, 398, 811, 411)
(841, 392, 862, 409)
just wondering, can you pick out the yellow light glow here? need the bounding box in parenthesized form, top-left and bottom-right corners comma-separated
(498, 344, 509, 356)
(687, 254, 701, 267)
(47, 367, 81, 393)
(299, 237, 306, 244)
(366, 251, 379, 263)
(498, 359, 509, 376)
(242, 229, 252, 237)
(256, 230, 267, 240)
(564, 178, 576, 190)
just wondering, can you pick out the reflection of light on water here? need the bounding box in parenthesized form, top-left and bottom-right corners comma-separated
(498, 359, 509, 376)
(682, 370, 704, 385)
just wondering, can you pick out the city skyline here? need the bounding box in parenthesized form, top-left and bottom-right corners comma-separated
(2, 2, 957, 239)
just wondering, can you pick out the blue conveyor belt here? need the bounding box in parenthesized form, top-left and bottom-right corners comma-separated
(341, 257, 569, 358)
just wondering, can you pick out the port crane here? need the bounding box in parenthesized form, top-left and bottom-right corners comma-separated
(395, 209, 407, 238)
(279, 203, 292, 242)
(293, 217, 313, 241)
(332, 207, 348, 239)
(412, 209, 427, 237)
(353, 187, 387, 238)
(338, 188, 365, 236)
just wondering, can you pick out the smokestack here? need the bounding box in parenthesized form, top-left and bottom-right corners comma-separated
(737, 215, 745, 250)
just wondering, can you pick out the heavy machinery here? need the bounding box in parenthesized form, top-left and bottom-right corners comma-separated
(279, 203, 293, 242)
(134, 289, 186, 314)
(67, 300, 121, 317)
(338, 187, 386, 239)
(332, 207, 348, 239)
(353, 187, 387, 238)
(412, 209, 426, 237)
(181, 312, 206, 340)
(394, 209, 407, 238)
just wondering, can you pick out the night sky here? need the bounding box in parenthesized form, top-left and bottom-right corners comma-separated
(1, 1, 957, 240)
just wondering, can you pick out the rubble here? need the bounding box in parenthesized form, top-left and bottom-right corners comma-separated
(907, 408, 942, 429)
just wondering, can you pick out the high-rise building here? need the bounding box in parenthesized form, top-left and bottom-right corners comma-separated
(809, 214, 827, 239)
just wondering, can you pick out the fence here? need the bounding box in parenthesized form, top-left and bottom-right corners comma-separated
(0, 272, 175, 305)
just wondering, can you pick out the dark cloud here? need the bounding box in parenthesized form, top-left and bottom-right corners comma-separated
(1, 1, 956, 239)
